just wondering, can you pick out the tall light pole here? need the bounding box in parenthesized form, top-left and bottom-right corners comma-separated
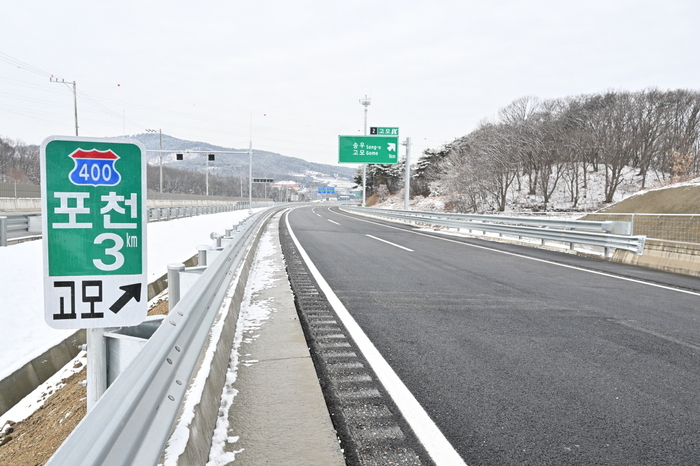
(248, 114, 253, 213)
(50, 77, 78, 136)
(359, 95, 371, 207)
(145, 129, 163, 192)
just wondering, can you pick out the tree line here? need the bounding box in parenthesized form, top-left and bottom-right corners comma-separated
(0, 138, 40, 184)
(361, 88, 700, 212)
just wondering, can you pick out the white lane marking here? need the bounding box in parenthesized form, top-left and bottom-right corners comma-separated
(366, 234, 414, 252)
(328, 219, 340, 225)
(285, 211, 467, 466)
(333, 208, 700, 299)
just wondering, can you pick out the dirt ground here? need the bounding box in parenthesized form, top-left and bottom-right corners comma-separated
(600, 184, 700, 214)
(0, 298, 169, 466)
(0, 364, 87, 466)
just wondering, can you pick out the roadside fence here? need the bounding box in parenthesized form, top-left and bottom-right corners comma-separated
(581, 213, 700, 244)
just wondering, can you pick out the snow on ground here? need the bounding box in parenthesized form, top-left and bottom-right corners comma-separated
(0, 209, 261, 381)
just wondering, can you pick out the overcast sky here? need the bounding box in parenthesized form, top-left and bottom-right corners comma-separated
(2, 0, 699, 166)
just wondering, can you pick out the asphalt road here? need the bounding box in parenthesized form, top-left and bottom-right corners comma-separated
(286, 205, 700, 466)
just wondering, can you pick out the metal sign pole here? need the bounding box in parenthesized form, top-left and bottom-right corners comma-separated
(362, 165, 366, 207)
(404, 137, 411, 211)
(87, 328, 107, 411)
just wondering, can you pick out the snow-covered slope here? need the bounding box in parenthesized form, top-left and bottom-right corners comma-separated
(0, 209, 259, 381)
(378, 167, 700, 213)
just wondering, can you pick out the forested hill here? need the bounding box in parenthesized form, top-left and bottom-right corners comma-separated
(131, 133, 355, 180)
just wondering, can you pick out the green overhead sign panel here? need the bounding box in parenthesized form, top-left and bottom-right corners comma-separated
(41, 136, 147, 329)
(338, 135, 399, 164)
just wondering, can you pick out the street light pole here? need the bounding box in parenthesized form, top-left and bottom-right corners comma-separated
(248, 114, 253, 213)
(248, 140, 253, 213)
(359, 95, 371, 207)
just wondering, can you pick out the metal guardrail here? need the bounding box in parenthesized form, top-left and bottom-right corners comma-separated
(0, 214, 41, 246)
(147, 202, 250, 222)
(45, 207, 281, 466)
(0, 202, 258, 246)
(372, 208, 633, 235)
(342, 207, 647, 255)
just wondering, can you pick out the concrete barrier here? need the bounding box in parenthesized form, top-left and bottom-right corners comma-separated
(0, 330, 85, 417)
(612, 239, 700, 277)
(0, 198, 41, 211)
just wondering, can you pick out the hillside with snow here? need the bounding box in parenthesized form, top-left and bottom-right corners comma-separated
(377, 167, 700, 214)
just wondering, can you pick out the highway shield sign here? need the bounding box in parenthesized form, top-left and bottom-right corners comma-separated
(41, 136, 147, 329)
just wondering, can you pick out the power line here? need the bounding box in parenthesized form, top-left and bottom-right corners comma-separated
(0, 52, 53, 78)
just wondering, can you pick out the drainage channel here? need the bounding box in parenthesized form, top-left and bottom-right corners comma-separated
(279, 218, 434, 466)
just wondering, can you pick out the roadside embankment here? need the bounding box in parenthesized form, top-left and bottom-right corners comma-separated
(0, 254, 198, 419)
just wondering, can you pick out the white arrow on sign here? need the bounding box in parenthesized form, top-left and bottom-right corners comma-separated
(387, 143, 397, 152)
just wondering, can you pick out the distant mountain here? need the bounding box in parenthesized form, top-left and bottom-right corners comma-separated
(127, 133, 355, 182)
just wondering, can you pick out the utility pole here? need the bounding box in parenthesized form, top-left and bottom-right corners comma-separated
(145, 129, 163, 192)
(359, 95, 371, 207)
(50, 77, 78, 136)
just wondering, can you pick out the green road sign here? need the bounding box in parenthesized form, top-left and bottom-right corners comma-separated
(338, 135, 399, 164)
(370, 127, 399, 136)
(41, 136, 147, 329)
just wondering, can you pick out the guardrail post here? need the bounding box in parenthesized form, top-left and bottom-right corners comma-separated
(631, 214, 635, 236)
(168, 263, 186, 311)
(0, 216, 7, 247)
(197, 245, 209, 266)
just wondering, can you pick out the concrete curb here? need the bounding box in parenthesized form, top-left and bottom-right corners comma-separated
(612, 238, 700, 277)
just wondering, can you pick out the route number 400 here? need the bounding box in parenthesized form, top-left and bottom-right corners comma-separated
(94, 233, 124, 271)
(79, 163, 113, 183)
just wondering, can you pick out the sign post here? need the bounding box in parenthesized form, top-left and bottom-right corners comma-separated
(41, 136, 147, 410)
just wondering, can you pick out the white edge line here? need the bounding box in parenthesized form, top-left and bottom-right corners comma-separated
(366, 234, 414, 252)
(285, 210, 467, 466)
(334, 208, 700, 298)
